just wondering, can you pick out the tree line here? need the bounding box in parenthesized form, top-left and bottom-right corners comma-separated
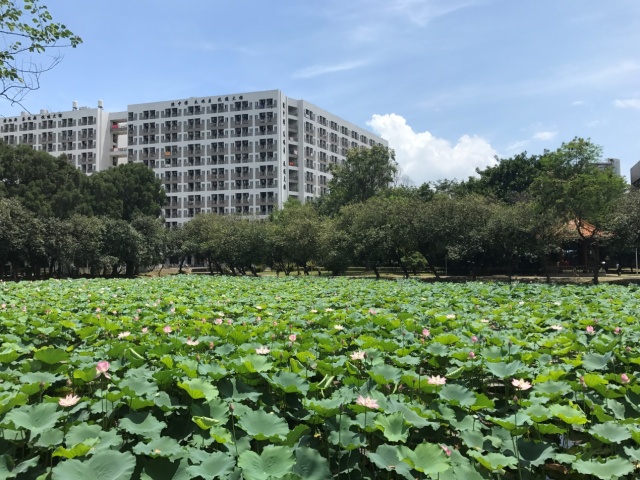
(2, 139, 640, 283)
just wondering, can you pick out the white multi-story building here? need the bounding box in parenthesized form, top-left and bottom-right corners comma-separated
(0, 101, 128, 174)
(1, 90, 387, 226)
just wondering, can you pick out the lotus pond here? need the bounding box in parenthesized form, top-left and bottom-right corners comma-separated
(1, 276, 640, 479)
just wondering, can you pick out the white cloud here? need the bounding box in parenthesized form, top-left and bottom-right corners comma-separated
(292, 60, 369, 79)
(385, 0, 477, 27)
(614, 98, 640, 109)
(532, 131, 558, 141)
(367, 113, 497, 184)
(506, 140, 529, 152)
(571, 100, 585, 107)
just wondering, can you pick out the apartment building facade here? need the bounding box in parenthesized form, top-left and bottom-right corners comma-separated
(0, 101, 128, 174)
(1, 90, 387, 226)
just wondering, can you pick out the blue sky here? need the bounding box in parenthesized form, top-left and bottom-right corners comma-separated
(5, 0, 640, 184)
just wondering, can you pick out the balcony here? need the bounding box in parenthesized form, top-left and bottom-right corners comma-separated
(185, 174, 203, 182)
(109, 147, 127, 157)
(111, 125, 127, 134)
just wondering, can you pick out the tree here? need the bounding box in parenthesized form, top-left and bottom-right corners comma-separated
(320, 145, 397, 214)
(531, 138, 627, 284)
(414, 194, 495, 278)
(89, 163, 166, 221)
(338, 196, 419, 278)
(0, 197, 42, 278)
(269, 200, 321, 275)
(130, 215, 167, 274)
(0, 0, 82, 106)
(462, 152, 541, 203)
(609, 188, 640, 269)
(0, 143, 91, 217)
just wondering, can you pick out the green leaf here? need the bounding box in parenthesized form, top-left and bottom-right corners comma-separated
(4, 402, 64, 436)
(468, 451, 517, 471)
(292, 447, 332, 480)
(549, 404, 588, 425)
(53, 443, 95, 459)
(375, 412, 410, 442)
(238, 445, 295, 480)
(439, 384, 476, 407)
(34, 346, 70, 364)
(132, 437, 185, 459)
(185, 452, 234, 478)
(177, 378, 219, 401)
(583, 352, 613, 371)
(141, 457, 192, 480)
(398, 442, 451, 475)
(485, 361, 524, 379)
(192, 416, 220, 430)
(583, 373, 608, 388)
(268, 371, 309, 394)
(515, 438, 555, 467)
(589, 422, 631, 444)
(369, 364, 403, 385)
(573, 457, 634, 479)
(52, 450, 136, 480)
(66, 424, 102, 446)
(238, 409, 290, 441)
(118, 412, 167, 439)
(368, 445, 414, 479)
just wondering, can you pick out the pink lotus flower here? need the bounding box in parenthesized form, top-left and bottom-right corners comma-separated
(163, 325, 172, 333)
(621, 373, 630, 384)
(369, 309, 377, 315)
(586, 326, 595, 334)
(214, 318, 223, 325)
(471, 335, 478, 343)
(350, 350, 366, 361)
(614, 327, 622, 335)
(422, 328, 430, 337)
(288, 334, 297, 342)
(186, 338, 200, 346)
(356, 395, 380, 409)
(59, 394, 81, 407)
(117, 331, 131, 339)
(468, 351, 476, 359)
(96, 361, 111, 379)
(512, 378, 532, 391)
(256, 346, 271, 355)
(441, 445, 452, 456)
(141, 327, 148, 334)
(428, 375, 446, 386)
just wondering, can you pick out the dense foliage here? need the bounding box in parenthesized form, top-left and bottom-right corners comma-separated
(1, 137, 637, 282)
(0, 0, 82, 105)
(1, 277, 640, 479)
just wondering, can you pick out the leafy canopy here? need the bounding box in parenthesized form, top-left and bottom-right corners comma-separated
(0, 0, 82, 105)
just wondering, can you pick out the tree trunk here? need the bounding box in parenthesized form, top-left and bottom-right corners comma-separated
(592, 240, 600, 285)
(396, 253, 409, 279)
(373, 265, 380, 279)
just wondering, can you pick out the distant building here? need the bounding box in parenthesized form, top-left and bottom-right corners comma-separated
(1, 90, 387, 226)
(631, 160, 640, 188)
(595, 157, 621, 176)
(1, 101, 127, 174)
